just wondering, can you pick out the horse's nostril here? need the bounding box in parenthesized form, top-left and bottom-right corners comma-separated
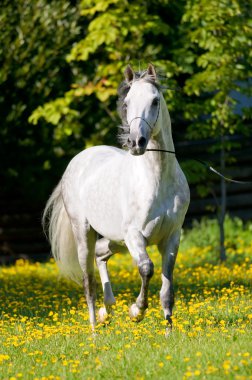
(138, 136, 146, 148)
(127, 137, 136, 148)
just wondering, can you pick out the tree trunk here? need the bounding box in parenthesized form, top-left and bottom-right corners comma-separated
(218, 134, 227, 262)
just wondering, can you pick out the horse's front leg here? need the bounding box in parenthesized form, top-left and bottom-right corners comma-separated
(158, 231, 181, 331)
(125, 229, 154, 322)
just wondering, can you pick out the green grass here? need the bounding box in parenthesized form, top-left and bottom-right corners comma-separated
(0, 218, 251, 379)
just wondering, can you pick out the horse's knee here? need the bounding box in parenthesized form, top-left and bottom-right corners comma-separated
(138, 258, 154, 279)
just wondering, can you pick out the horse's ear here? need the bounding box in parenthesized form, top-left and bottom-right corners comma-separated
(124, 65, 135, 83)
(147, 63, 157, 80)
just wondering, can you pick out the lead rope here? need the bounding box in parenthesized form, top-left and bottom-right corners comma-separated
(146, 148, 252, 184)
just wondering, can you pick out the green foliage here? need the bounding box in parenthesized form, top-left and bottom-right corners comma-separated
(30, 0, 184, 147)
(2, 0, 252, 202)
(181, 216, 252, 263)
(0, 0, 81, 198)
(29, 0, 252, 196)
(180, 0, 252, 139)
(175, 0, 252, 210)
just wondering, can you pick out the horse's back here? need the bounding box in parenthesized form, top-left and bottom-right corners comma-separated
(63, 145, 126, 183)
(70, 145, 126, 168)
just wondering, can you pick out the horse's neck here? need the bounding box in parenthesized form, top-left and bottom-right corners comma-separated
(155, 97, 174, 152)
(141, 101, 176, 182)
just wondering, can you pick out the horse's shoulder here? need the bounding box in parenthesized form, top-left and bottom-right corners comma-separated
(174, 163, 190, 204)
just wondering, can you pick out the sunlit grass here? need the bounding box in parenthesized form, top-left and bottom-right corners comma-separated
(0, 238, 252, 379)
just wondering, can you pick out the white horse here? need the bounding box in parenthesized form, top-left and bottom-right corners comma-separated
(43, 64, 190, 330)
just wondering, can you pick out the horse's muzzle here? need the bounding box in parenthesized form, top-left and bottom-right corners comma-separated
(127, 135, 147, 155)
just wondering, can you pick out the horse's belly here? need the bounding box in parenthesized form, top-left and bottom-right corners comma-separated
(87, 208, 124, 241)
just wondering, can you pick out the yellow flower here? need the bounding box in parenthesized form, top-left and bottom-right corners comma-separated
(243, 352, 250, 357)
(222, 360, 231, 371)
(0, 354, 10, 363)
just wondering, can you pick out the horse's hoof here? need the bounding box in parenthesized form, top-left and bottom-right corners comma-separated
(98, 307, 111, 324)
(164, 315, 172, 337)
(165, 326, 172, 337)
(129, 303, 145, 322)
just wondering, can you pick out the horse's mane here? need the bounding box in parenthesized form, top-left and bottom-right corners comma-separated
(117, 70, 161, 147)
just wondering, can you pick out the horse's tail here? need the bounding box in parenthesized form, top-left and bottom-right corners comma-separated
(42, 182, 83, 285)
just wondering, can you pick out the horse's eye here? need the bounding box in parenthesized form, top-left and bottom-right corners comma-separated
(152, 98, 159, 106)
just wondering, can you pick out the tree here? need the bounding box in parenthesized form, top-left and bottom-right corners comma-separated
(0, 0, 82, 199)
(5, 0, 251, 259)
(29, 0, 185, 146)
(27, 0, 252, 262)
(178, 0, 252, 260)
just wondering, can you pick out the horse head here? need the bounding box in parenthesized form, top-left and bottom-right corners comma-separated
(118, 64, 161, 155)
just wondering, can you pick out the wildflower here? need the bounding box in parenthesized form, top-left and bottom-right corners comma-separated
(243, 352, 250, 357)
(223, 360, 231, 371)
(0, 354, 10, 363)
(95, 357, 102, 368)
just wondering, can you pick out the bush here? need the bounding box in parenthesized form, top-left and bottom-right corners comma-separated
(180, 216, 252, 264)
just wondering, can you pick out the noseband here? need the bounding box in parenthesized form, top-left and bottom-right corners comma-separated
(129, 116, 153, 130)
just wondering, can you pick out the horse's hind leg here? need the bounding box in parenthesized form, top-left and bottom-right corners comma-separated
(125, 229, 154, 322)
(73, 222, 97, 329)
(95, 238, 127, 323)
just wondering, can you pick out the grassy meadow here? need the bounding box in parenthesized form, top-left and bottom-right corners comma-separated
(0, 218, 252, 379)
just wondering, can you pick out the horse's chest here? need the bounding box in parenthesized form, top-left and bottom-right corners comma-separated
(142, 216, 166, 243)
(141, 193, 188, 244)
